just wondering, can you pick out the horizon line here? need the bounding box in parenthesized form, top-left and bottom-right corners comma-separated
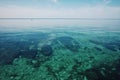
(0, 18, 120, 20)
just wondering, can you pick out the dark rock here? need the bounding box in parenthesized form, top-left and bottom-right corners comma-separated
(84, 47, 88, 50)
(89, 40, 101, 45)
(100, 64, 120, 80)
(119, 47, 120, 50)
(85, 68, 105, 80)
(0, 46, 38, 65)
(94, 47, 102, 51)
(0, 50, 19, 65)
(104, 44, 117, 51)
(57, 36, 80, 52)
(18, 49, 38, 59)
(41, 45, 53, 56)
(0, 49, 37, 65)
(0, 32, 49, 65)
(90, 39, 118, 52)
(86, 61, 120, 80)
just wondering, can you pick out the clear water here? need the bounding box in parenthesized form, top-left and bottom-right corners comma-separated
(0, 19, 120, 80)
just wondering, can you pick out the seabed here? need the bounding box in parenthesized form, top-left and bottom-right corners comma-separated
(0, 27, 120, 80)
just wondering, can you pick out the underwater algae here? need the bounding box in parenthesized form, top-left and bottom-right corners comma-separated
(89, 38, 120, 52)
(53, 36, 80, 52)
(0, 30, 120, 80)
(40, 45, 53, 56)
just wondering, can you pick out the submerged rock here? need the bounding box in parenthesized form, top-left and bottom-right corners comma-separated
(18, 49, 38, 59)
(56, 36, 80, 52)
(94, 47, 102, 51)
(0, 49, 19, 65)
(85, 68, 105, 80)
(40, 45, 53, 56)
(103, 44, 117, 51)
(90, 39, 119, 52)
(85, 60, 120, 80)
(0, 49, 38, 65)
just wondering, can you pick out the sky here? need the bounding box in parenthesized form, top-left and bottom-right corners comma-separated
(0, 0, 120, 18)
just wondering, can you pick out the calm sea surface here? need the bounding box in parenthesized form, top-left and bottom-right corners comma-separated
(0, 19, 120, 80)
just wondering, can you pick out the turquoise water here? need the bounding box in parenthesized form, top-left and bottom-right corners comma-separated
(0, 19, 120, 80)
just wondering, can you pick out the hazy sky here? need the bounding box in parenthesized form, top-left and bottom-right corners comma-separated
(0, 0, 120, 18)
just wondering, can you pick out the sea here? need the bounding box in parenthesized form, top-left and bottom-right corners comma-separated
(0, 18, 120, 80)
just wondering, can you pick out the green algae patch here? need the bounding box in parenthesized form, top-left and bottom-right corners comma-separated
(0, 29, 120, 80)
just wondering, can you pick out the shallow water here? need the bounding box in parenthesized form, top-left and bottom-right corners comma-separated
(0, 19, 120, 80)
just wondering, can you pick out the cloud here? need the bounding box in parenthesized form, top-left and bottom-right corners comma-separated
(103, 0, 111, 4)
(52, 0, 59, 3)
(0, 6, 120, 18)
